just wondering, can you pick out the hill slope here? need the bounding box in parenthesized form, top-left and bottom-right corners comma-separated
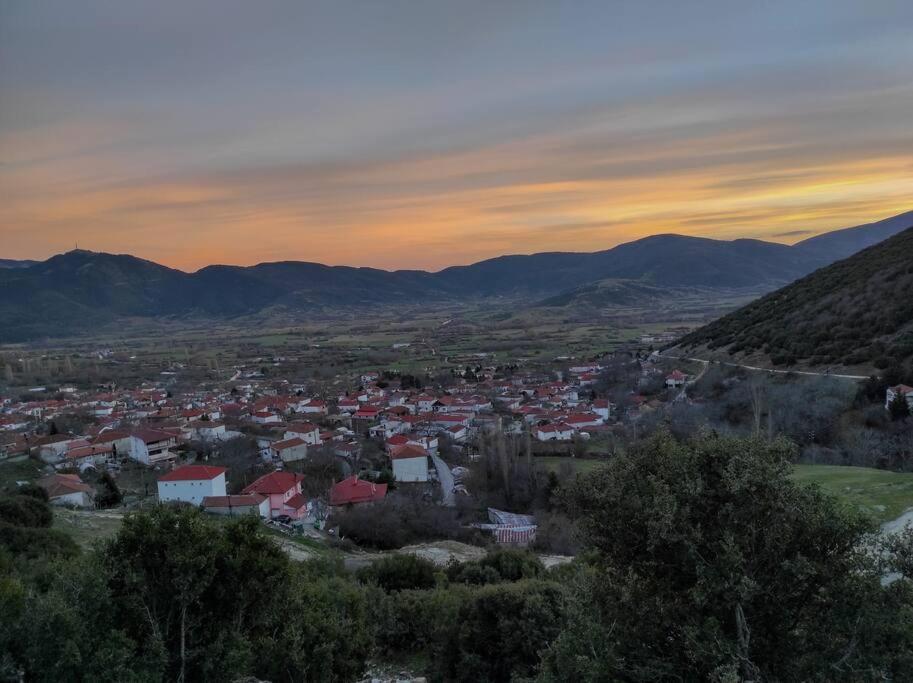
(675, 227, 913, 369)
(793, 209, 913, 265)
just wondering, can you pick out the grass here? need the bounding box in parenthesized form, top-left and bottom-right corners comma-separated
(53, 508, 123, 548)
(531, 460, 913, 525)
(792, 464, 913, 524)
(0, 457, 46, 493)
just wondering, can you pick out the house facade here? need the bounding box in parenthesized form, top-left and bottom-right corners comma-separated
(242, 471, 307, 519)
(157, 465, 227, 505)
(391, 444, 429, 482)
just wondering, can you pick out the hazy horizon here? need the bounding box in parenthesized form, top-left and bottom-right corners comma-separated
(2, 1, 912, 270)
(5, 206, 911, 274)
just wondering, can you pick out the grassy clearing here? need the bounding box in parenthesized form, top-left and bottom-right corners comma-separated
(0, 457, 46, 492)
(53, 508, 124, 548)
(532, 460, 913, 525)
(792, 464, 913, 524)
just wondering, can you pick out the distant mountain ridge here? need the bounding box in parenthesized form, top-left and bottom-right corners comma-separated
(1, 209, 910, 342)
(0, 259, 38, 269)
(674, 224, 913, 370)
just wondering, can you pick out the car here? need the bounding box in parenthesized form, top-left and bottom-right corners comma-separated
(273, 514, 293, 524)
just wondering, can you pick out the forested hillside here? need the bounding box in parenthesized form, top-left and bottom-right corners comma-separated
(677, 226, 913, 369)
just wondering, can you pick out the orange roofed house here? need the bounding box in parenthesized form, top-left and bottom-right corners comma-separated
(390, 443, 430, 483)
(157, 465, 227, 506)
(329, 475, 387, 509)
(242, 471, 307, 519)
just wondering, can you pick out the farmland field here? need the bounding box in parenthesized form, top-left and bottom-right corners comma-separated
(791, 464, 913, 524)
(530, 459, 913, 526)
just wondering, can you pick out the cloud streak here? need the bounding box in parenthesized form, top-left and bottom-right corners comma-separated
(1, 1, 912, 269)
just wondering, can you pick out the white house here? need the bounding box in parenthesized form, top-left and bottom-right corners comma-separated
(62, 442, 115, 471)
(665, 370, 687, 388)
(391, 444, 430, 483)
(194, 422, 227, 441)
(252, 410, 281, 425)
(202, 494, 269, 518)
(296, 399, 327, 415)
(115, 429, 179, 466)
(157, 465, 227, 506)
(536, 422, 575, 442)
(37, 473, 95, 508)
(444, 424, 468, 442)
(283, 422, 321, 446)
(270, 437, 308, 463)
(563, 412, 604, 429)
(886, 384, 913, 411)
(592, 399, 612, 421)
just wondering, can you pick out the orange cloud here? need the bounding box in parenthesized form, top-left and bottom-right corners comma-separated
(1, 116, 911, 271)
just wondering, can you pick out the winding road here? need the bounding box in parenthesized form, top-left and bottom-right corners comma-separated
(430, 452, 456, 507)
(660, 352, 869, 381)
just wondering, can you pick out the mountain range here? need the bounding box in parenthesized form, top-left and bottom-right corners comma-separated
(674, 223, 913, 370)
(1, 209, 910, 342)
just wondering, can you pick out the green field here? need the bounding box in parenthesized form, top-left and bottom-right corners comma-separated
(53, 508, 124, 548)
(791, 465, 913, 524)
(532, 459, 913, 526)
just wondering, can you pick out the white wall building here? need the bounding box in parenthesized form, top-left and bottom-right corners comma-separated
(391, 444, 430, 482)
(157, 465, 227, 506)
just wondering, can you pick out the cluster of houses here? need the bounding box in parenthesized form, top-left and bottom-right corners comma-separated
(3, 353, 705, 519)
(0, 356, 703, 475)
(154, 462, 388, 520)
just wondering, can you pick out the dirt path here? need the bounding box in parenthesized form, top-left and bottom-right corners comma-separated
(660, 352, 868, 381)
(883, 508, 913, 535)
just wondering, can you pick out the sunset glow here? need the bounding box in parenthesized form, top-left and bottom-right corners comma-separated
(2, 1, 911, 271)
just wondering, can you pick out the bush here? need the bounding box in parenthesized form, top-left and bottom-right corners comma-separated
(357, 554, 439, 592)
(374, 585, 473, 657)
(436, 580, 564, 682)
(333, 496, 484, 550)
(0, 495, 53, 528)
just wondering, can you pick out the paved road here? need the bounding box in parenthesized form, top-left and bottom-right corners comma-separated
(430, 452, 455, 507)
(660, 352, 869, 381)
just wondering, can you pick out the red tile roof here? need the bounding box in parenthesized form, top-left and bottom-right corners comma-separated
(390, 444, 429, 460)
(284, 493, 307, 510)
(329, 476, 387, 506)
(158, 465, 226, 482)
(37, 473, 93, 498)
(271, 437, 305, 451)
(242, 471, 304, 495)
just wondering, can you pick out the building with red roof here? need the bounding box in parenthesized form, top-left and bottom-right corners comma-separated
(390, 443, 429, 482)
(157, 465, 227, 505)
(242, 471, 307, 519)
(886, 384, 913, 411)
(37, 473, 95, 508)
(665, 370, 687, 387)
(202, 494, 269, 518)
(329, 476, 387, 507)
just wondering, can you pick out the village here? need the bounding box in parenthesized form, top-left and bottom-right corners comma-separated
(0, 345, 708, 553)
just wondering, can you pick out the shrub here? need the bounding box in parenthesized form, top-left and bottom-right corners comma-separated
(0, 495, 53, 528)
(357, 554, 438, 592)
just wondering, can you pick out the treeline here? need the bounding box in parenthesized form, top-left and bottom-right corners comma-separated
(3, 431, 913, 681)
(677, 226, 913, 369)
(637, 364, 913, 471)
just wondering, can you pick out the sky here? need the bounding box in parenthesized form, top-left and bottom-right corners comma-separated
(1, 1, 912, 272)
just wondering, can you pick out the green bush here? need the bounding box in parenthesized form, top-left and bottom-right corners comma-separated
(0, 495, 53, 528)
(357, 554, 439, 592)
